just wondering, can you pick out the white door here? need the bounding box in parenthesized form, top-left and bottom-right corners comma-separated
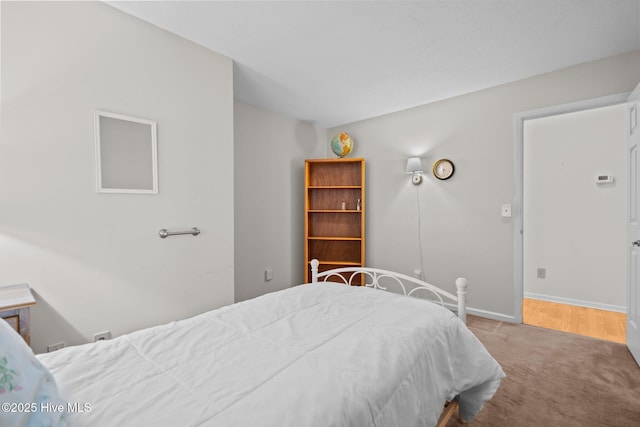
(627, 83, 640, 366)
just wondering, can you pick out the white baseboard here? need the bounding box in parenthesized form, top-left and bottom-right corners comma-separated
(442, 302, 517, 323)
(466, 307, 517, 323)
(524, 292, 626, 313)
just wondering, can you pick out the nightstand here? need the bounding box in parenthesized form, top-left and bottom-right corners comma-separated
(0, 284, 36, 346)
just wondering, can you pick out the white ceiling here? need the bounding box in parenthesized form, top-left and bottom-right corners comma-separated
(107, 0, 640, 128)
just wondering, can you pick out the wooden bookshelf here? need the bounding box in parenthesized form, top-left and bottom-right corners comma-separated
(304, 158, 365, 283)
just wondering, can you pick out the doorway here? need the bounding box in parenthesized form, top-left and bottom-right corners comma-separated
(514, 95, 629, 342)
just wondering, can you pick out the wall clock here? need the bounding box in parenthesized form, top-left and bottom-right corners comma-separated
(432, 159, 455, 180)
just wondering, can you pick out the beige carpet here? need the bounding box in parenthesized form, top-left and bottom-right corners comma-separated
(447, 316, 640, 427)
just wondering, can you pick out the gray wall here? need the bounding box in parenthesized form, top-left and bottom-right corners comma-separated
(326, 51, 640, 319)
(234, 101, 325, 302)
(0, 2, 235, 353)
(524, 104, 627, 310)
(4, 2, 640, 353)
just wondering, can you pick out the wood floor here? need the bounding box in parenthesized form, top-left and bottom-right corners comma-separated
(523, 298, 626, 344)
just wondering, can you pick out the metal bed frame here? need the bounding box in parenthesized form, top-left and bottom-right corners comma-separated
(309, 259, 468, 324)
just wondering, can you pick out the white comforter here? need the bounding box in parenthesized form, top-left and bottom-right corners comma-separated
(38, 282, 504, 427)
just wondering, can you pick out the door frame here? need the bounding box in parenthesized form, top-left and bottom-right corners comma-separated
(513, 92, 630, 323)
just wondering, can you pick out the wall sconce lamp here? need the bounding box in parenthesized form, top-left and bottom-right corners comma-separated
(406, 157, 424, 185)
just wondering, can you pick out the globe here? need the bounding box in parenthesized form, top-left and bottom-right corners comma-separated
(330, 133, 354, 157)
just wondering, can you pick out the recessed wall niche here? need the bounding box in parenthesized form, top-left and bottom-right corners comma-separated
(94, 110, 158, 194)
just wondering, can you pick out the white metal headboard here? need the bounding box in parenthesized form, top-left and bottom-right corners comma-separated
(309, 259, 468, 324)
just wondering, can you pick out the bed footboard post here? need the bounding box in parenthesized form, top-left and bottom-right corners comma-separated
(455, 278, 468, 324)
(310, 259, 319, 284)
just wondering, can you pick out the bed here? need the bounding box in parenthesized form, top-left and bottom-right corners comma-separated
(1, 261, 504, 427)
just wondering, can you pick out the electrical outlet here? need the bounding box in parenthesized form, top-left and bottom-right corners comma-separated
(93, 331, 112, 342)
(47, 342, 65, 352)
(537, 268, 546, 279)
(265, 268, 273, 281)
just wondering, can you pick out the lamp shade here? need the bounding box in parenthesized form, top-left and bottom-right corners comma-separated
(406, 157, 424, 174)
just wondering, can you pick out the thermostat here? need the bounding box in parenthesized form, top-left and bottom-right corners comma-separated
(596, 175, 614, 184)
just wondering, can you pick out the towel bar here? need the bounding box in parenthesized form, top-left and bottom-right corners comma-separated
(158, 227, 200, 238)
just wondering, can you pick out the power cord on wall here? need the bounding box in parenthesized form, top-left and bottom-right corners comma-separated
(415, 185, 425, 281)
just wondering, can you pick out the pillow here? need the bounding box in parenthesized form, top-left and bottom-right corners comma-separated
(0, 317, 67, 427)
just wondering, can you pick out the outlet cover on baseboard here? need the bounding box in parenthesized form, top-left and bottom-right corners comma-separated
(93, 331, 112, 342)
(47, 342, 65, 352)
